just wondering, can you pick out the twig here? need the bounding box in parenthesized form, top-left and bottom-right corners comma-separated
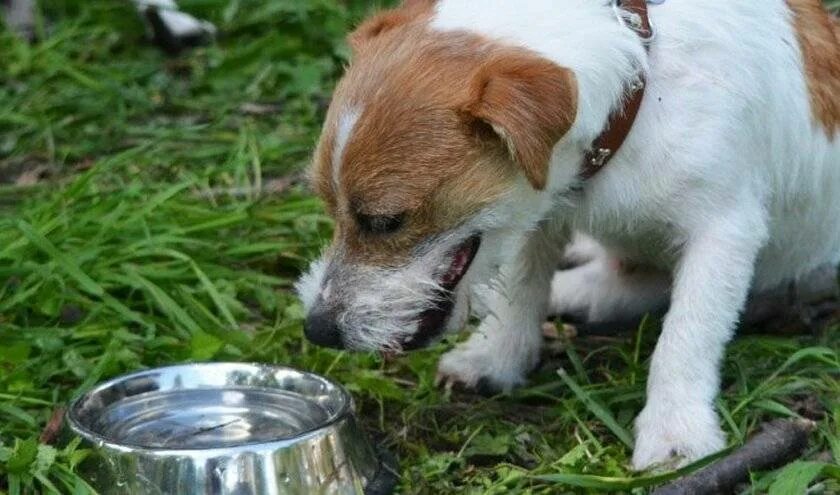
(39, 407, 66, 445)
(192, 176, 298, 200)
(653, 419, 815, 495)
(239, 102, 284, 116)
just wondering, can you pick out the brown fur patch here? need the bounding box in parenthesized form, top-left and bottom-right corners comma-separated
(464, 54, 577, 189)
(311, 12, 577, 266)
(787, 0, 840, 137)
(311, 113, 337, 212)
(347, 0, 437, 52)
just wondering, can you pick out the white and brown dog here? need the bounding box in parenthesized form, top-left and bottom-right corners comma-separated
(297, 0, 840, 469)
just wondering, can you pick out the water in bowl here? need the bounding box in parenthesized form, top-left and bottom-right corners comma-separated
(94, 388, 332, 449)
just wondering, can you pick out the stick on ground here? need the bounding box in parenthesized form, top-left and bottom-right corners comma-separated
(653, 419, 815, 495)
(39, 407, 66, 445)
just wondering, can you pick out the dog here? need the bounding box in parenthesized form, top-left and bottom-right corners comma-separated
(297, 0, 840, 470)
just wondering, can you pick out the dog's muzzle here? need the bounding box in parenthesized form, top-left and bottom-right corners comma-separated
(303, 234, 482, 352)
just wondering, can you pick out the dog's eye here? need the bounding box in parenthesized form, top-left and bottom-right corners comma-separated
(356, 213, 405, 235)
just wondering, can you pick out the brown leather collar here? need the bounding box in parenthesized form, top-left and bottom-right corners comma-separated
(580, 0, 653, 180)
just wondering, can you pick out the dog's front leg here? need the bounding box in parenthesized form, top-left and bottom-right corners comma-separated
(437, 220, 569, 394)
(632, 203, 768, 470)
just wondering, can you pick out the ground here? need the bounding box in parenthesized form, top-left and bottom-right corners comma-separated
(1, 1, 839, 494)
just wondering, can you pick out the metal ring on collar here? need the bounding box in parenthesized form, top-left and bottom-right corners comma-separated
(612, 0, 656, 44)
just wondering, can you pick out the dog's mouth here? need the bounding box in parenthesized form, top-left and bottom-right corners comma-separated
(401, 235, 481, 351)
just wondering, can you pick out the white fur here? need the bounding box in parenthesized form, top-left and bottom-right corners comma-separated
(332, 108, 361, 188)
(295, 258, 327, 312)
(428, 0, 840, 470)
(549, 256, 670, 323)
(336, 261, 443, 351)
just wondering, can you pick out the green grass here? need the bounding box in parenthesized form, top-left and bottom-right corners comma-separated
(1, 1, 839, 494)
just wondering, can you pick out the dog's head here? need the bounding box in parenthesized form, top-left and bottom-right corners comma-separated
(297, 1, 578, 352)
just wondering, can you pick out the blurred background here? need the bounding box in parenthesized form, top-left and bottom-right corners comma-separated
(1, 1, 838, 493)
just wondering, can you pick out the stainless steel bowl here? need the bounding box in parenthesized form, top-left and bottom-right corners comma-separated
(66, 363, 397, 495)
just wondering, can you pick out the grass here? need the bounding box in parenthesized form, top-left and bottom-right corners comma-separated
(1, 1, 839, 493)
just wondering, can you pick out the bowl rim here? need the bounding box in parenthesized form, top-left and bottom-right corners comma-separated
(66, 362, 355, 456)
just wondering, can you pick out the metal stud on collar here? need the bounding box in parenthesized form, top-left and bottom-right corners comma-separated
(630, 78, 645, 92)
(612, 0, 656, 44)
(589, 148, 613, 168)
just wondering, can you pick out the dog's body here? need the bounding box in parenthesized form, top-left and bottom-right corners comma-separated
(298, 0, 840, 469)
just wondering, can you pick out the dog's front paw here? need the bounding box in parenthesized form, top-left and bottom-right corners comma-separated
(632, 399, 726, 471)
(435, 330, 537, 395)
(436, 344, 527, 395)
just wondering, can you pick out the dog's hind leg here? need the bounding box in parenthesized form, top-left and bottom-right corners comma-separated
(558, 232, 606, 269)
(549, 255, 670, 324)
(742, 263, 839, 334)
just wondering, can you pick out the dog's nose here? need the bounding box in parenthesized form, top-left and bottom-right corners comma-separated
(304, 310, 344, 349)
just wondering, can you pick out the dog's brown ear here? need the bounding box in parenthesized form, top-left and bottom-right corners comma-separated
(348, 1, 436, 51)
(463, 52, 577, 190)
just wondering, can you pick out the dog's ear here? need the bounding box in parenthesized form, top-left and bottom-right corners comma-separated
(348, 1, 435, 51)
(463, 52, 577, 190)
